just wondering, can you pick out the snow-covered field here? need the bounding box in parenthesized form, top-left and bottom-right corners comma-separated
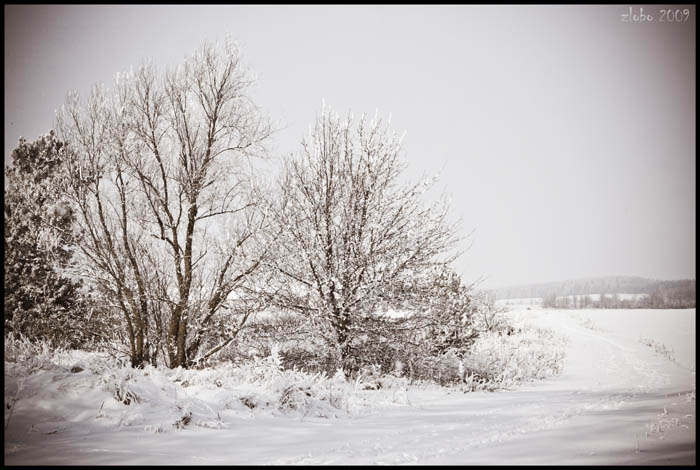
(4, 308, 695, 465)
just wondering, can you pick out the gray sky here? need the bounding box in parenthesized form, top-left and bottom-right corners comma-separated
(4, 5, 696, 288)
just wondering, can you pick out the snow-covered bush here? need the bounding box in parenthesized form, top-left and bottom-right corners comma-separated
(233, 311, 457, 384)
(98, 365, 142, 406)
(370, 303, 566, 390)
(223, 289, 563, 394)
(223, 346, 367, 418)
(219, 313, 329, 367)
(3, 316, 565, 446)
(5, 335, 403, 436)
(470, 292, 512, 335)
(461, 324, 566, 391)
(639, 337, 675, 362)
(4, 333, 69, 375)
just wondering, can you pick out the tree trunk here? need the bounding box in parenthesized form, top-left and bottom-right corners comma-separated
(167, 308, 179, 367)
(176, 319, 187, 367)
(335, 311, 354, 376)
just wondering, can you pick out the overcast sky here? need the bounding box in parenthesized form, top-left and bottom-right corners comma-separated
(4, 5, 696, 288)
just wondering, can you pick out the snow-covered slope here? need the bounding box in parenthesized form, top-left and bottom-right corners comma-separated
(4, 309, 695, 465)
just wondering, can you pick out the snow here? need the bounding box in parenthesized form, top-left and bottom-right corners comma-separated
(4, 308, 695, 465)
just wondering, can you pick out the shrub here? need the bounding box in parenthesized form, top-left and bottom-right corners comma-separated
(461, 325, 566, 391)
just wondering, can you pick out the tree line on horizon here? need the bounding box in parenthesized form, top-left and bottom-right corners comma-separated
(540, 287, 695, 310)
(491, 276, 695, 309)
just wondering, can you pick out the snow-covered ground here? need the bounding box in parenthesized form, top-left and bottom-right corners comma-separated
(4, 308, 695, 465)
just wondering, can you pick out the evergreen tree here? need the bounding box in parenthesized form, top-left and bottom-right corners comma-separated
(4, 132, 93, 347)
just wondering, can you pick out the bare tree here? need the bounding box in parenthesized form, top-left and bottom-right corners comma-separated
(264, 106, 460, 373)
(57, 39, 273, 368)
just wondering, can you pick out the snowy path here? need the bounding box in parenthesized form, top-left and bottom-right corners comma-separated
(4, 309, 696, 465)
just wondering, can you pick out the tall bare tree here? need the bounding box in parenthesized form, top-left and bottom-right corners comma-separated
(58, 40, 273, 368)
(265, 106, 460, 373)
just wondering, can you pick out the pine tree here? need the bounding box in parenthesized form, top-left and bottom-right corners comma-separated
(4, 132, 92, 347)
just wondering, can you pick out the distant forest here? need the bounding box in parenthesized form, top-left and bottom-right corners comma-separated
(489, 276, 696, 309)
